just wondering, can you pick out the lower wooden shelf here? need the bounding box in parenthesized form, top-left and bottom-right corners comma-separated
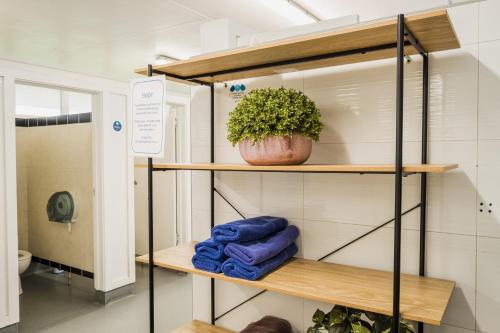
(137, 243, 455, 326)
(171, 320, 235, 333)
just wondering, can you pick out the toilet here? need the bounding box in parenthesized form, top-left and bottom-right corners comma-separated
(18, 250, 32, 295)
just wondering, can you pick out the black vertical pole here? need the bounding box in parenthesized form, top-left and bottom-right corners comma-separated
(418, 54, 429, 333)
(210, 84, 216, 325)
(147, 64, 155, 333)
(392, 14, 405, 333)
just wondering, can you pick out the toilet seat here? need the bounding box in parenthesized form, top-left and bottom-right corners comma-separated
(18, 250, 32, 295)
(18, 250, 32, 263)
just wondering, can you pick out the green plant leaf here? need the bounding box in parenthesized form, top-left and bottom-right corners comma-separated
(371, 316, 391, 333)
(359, 319, 371, 329)
(351, 322, 371, 333)
(372, 319, 415, 333)
(330, 306, 348, 325)
(347, 310, 362, 322)
(313, 309, 326, 325)
(400, 321, 415, 333)
(329, 323, 349, 333)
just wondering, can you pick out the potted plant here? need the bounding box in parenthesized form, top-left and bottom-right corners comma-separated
(227, 87, 323, 165)
(307, 305, 415, 333)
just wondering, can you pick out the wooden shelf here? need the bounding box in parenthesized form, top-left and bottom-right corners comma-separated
(171, 320, 235, 333)
(135, 162, 458, 174)
(135, 10, 459, 83)
(137, 243, 455, 326)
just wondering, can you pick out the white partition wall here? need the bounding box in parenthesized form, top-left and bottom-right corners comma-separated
(94, 92, 135, 291)
(0, 60, 133, 329)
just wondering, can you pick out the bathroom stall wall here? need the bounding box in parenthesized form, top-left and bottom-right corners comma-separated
(191, 2, 500, 333)
(16, 123, 93, 272)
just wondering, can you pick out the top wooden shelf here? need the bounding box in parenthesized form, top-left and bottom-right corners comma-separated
(135, 10, 459, 83)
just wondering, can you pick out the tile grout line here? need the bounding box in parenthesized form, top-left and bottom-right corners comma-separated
(474, 4, 481, 332)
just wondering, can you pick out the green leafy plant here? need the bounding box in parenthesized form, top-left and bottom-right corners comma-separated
(307, 305, 415, 333)
(364, 311, 415, 333)
(226, 87, 323, 145)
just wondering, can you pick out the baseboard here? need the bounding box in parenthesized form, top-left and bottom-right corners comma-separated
(95, 283, 134, 304)
(31, 256, 94, 279)
(0, 323, 18, 333)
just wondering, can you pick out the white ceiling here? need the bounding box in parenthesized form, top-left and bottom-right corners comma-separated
(0, 0, 308, 81)
(0, 0, 467, 82)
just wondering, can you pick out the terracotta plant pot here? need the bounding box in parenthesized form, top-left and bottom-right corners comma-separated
(238, 134, 312, 166)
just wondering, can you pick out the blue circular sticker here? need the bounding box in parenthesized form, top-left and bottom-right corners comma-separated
(113, 121, 122, 132)
(229, 84, 247, 93)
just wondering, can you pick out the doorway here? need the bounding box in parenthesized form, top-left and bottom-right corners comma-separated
(134, 92, 191, 255)
(14, 82, 97, 332)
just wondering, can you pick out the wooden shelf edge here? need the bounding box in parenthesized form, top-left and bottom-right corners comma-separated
(134, 163, 458, 174)
(171, 320, 235, 333)
(137, 243, 455, 326)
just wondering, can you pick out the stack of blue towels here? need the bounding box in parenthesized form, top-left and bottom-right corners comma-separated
(191, 216, 299, 281)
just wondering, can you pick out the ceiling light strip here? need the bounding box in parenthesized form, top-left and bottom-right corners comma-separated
(287, 0, 321, 22)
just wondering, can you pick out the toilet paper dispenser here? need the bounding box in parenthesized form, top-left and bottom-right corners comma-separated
(47, 191, 77, 224)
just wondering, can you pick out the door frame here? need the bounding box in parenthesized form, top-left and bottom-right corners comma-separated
(0, 59, 131, 328)
(166, 92, 192, 244)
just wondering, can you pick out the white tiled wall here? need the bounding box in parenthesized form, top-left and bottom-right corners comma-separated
(191, 2, 500, 332)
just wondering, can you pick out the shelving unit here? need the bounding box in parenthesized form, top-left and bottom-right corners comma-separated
(136, 8, 460, 333)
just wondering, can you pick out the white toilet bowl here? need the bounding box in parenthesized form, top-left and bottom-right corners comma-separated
(18, 250, 32, 295)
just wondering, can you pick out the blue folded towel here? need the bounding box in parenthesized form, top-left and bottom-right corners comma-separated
(224, 225, 299, 265)
(212, 216, 288, 244)
(221, 243, 298, 280)
(195, 238, 225, 260)
(192, 254, 225, 273)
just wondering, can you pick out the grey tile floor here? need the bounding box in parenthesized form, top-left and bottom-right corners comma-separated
(19, 264, 192, 333)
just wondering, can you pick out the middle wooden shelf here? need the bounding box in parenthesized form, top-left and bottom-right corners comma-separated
(135, 162, 458, 174)
(136, 243, 455, 326)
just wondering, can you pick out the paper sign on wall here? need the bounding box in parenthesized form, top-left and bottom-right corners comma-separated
(131, 76, 166, 158)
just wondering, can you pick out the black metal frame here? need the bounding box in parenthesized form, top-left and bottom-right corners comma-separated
(145, 13, 429, 333)
(147, 64, 155, 333)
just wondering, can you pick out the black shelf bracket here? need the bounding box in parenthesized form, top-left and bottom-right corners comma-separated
(147, 64, 155, 333)
(418, 37, 430, 333)
(392, 14, 405, 333)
